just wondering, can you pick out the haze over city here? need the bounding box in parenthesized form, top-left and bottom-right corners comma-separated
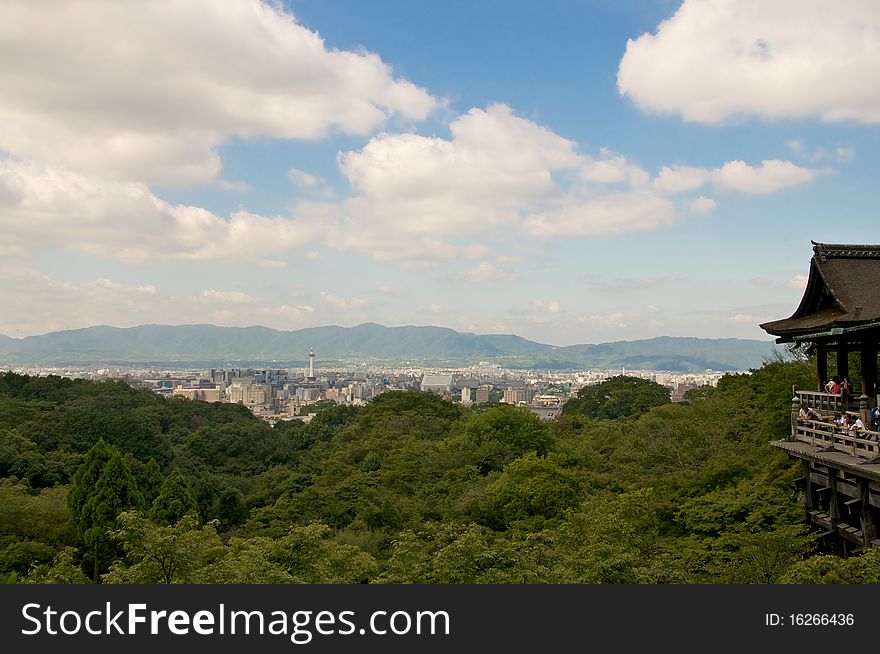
(1, 0, 877, 344)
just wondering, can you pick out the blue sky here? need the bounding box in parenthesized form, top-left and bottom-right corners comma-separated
(1, 0, 877, 344)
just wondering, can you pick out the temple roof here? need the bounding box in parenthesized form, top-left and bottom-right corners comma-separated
(760, 242, 880, 341)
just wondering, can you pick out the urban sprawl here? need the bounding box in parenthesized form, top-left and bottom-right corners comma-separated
(5, 349, 733, 425)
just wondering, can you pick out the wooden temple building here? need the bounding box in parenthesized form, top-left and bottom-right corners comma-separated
(760, 242, 880, 555)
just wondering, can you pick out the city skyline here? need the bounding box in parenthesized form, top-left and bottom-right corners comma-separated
(1, 1, 878, 344)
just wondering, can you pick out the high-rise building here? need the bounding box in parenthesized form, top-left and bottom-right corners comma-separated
(475, 386, 490, 403)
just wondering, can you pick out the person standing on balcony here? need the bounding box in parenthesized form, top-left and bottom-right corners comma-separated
(825, 377, 841, 394)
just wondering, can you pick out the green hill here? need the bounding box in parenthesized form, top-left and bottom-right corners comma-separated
(0, 323, 775, 370)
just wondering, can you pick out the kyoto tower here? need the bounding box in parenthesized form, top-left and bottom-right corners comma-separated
(307, 347, 316, 381)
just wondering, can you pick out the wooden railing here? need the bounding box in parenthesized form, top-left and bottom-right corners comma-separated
(794, 418, 880, 461)
(797, 390, 848, 413)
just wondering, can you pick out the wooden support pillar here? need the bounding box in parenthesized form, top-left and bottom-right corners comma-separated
(861, 344, 877, 400)
(859, 479, 876, 549)
(836, 342, 849, 381)
(829, 470, 841, 522)
(816, 343, 827, 391)
(801, 460, 814, 512)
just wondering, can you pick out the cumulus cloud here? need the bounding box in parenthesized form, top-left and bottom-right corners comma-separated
(288, 169, 322, 188)
(580, 149, 650, 186)
(0, 0, 437, 185)
(302, 104, 592, 264)
(376, 285, 410, 296)
(618, 0, 880, 123)
(712, 160, 818, 195)
(577, 311, 629, 328)
(653, 165, 711, 194)
(319, 292, 368, 309)
(532, 300, 560, 314)
(521, 191, 677, 238)
(651, 159, 819, 197)
(0, 266, 171, 336)
(0, 159, 316, 262)
(296, 103, 826, 261)
(689, 196, 716, 215)
(453, 262, 519, 284)
(336, 103, 580, 231)
(202, 289, 254, 304)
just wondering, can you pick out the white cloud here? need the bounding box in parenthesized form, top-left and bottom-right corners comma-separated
(580, 149, 650, 187)
(217, 180, 251, 192)
(0, 0, 437, 185)
(376, 285, 409, 296)
(337, 103, 580, 230)
(202, 289, 253, 304)
(653, 160, 818, 197)
(787, 274, 808, 291)
(618, 0, 880, 123)
(298, 104, 824, 262)
(531, 300, 560, 314)
(590, 275, 679, 294)
(521, 191, 677, 238)
(653, 165, 711, 194)
(712, 160, 818, 195)
(0, 267, 170, 336)
(578, 311, 629, 328)
(729, 313, 757, 325)
(288, 169, 322, 188)
(301, 104, 594, 265)
(835, 147, 856, 163)
(0, 263, 333, 337)
(0, 158, 316, 262)
(94, 278, 158, 296)
(453, 262, 519, 284)
(429, 304, 444, 314)
(689, 196, 716, 215)
(319, 292, 368, 309)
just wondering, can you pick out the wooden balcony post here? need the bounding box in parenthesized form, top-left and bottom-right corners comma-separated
(816, 343, 827, 390)
(861, 344, 877, 400)
(791, 388, 800, 442)
(837, 342, 849, 381)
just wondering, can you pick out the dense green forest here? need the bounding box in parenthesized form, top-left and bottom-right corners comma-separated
(2, 361, 878, 584)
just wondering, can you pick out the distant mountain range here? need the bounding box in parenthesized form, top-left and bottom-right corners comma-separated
(0, 323, 777, 371)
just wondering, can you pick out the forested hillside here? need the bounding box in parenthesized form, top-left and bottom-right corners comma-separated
(0, 323, 774, 371)
(2, 361, 877, 584)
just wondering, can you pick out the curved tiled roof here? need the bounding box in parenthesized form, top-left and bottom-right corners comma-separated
(760, 242, 880, 339)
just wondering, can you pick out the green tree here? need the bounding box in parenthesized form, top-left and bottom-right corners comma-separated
(563, 375, 671, 420)
(150, 467, 197, 525)
(23, 547, 90, 584)
(780, 548, 880, 584)
(104, 512, 224, 584)
(454, 404, 554, 473)
(69, 442, 143, 581)
(480, 452, 581, 529)
(216, 487, 247, 532)
(202, 523, 378, 584)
